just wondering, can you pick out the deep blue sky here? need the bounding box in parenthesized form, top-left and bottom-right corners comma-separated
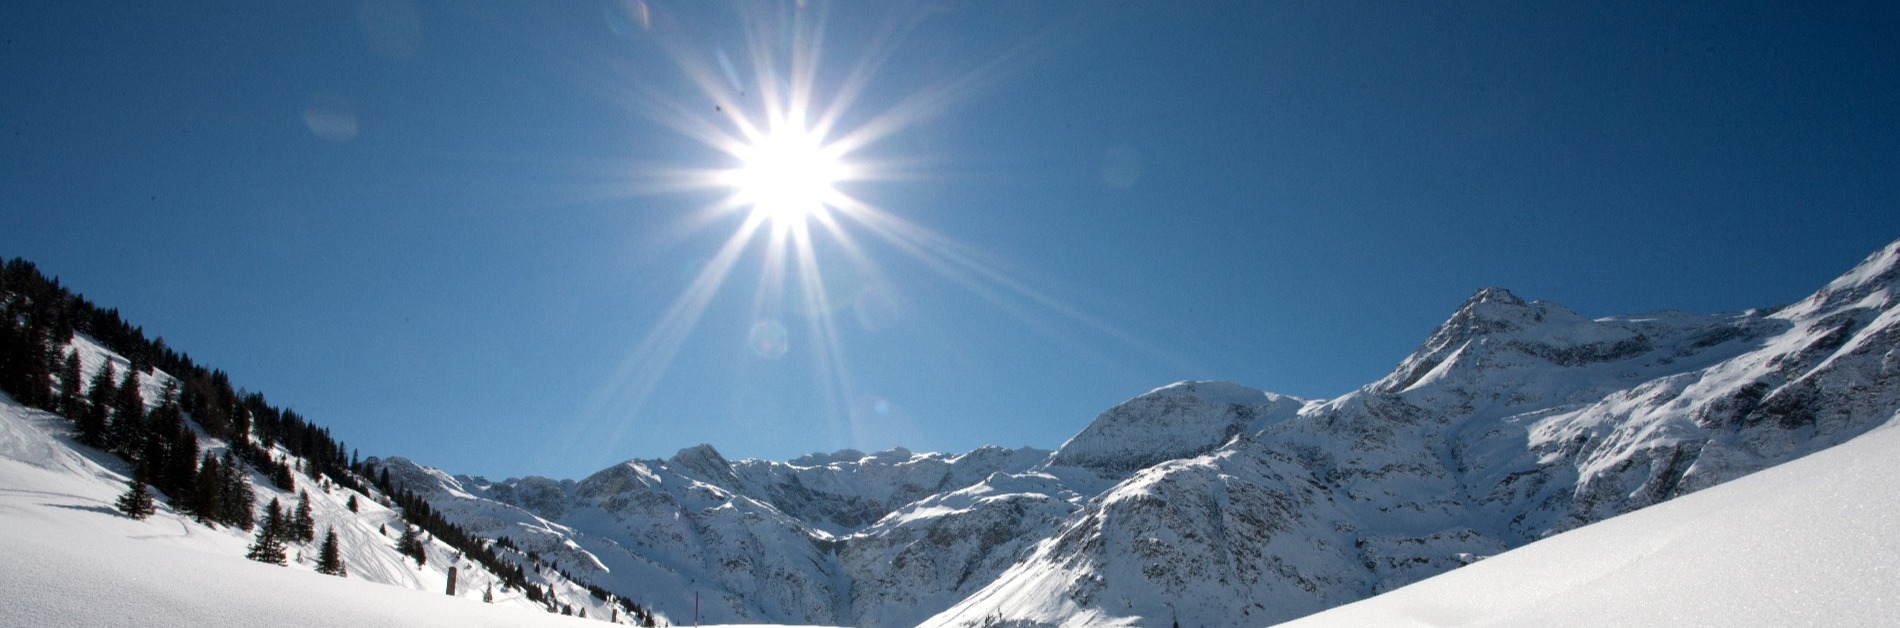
(5, 1, 1897, 479)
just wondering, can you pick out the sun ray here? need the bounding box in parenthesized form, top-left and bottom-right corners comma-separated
(834, 197, 1204, 374)
(563, 2, 1204, 462)
(788, 219, 857, 444)
(548, 210, 769, 463)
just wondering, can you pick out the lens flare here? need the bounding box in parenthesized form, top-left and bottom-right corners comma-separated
(747, 319, 790, 359)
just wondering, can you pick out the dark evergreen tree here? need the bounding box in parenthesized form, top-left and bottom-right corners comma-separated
(79, 361, 115, 447)
(397, 525, 427, 568)
(55, 349, 84, 421)
(107, 368, 145, 456)
(269, 459, 295, 491)
(292, 490, 316, 543)
(191, 453, 224, 525)
(263, 497, 287, 541)
(246, 500, 288, 565)
(114, 467, 156, 520)
(219, 452, 255, 531)
(345, 494, 359, 513)
(315, 529, 346, 577)
(230, 404, 252, 444)
(0, 298, 54, 410)
(159, 419, 199, 504)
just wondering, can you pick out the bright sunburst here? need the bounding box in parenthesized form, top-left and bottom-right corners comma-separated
(728, 122, 849, 226)
(568, 2, 1180, 464)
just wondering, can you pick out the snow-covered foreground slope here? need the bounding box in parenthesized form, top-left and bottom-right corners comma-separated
(0, 400, 601, 627)
(0, 348, 655, 625)
(0, 500, 606, 628)
(1278, 414, 1900, 628)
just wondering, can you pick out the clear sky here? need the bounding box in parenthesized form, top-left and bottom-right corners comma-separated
(4, 1, 1897, 480)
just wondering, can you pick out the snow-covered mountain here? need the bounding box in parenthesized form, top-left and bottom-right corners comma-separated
(370, 239, 1900, 627)
(5, 238, 1898, 627)
(922, 240, 1900, 627)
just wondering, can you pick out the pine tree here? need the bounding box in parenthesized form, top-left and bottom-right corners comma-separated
(269, 460, 295, 491)
(219, 452, 255, 530)
(246, 523, 287, 565)
(114, 467, 156, 520)
(55, 350, 84, 421)
(263, 497, 287, 541)
(230, 404, 252, 444)
(79, 361, 115, 448)
(107, 368, 145, 456)
(145, 381, 189, 497)
(292, 490, 316, 543)
(345, 494, 359, 513)
(191, 453, 223, 525)
(0, 305, 54, 410)
(397, 525, 427, 568)
(160, 421, 199, 503)
(315, 529, 347, 577)
(246, 499, 287, 565)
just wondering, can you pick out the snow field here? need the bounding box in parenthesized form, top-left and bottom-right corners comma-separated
(1276, 417, 1900, 627)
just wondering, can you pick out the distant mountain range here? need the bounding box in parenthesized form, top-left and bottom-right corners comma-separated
(3, 238, 1897, 627)
(378, 238, 1900, 626)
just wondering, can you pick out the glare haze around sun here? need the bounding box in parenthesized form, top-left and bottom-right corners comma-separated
(730, 122, 848, 226)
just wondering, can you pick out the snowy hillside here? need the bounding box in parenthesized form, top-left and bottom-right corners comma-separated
(0, 456, 606, 628)
(1276, 412, 1900, 628)
(6, 238, 1900, 627)
(0, 337, 662, 625)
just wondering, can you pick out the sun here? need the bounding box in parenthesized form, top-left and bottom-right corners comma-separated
(730, 122, 849, 226)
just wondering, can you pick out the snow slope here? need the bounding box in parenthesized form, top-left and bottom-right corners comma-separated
(0, 398, 603, 627)
(0, 501, 608, 628)
(0, 343, 654, 625)
(1277, 413, 1900, 628)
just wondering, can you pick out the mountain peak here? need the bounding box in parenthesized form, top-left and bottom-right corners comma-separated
(1376, 288, 1538, 392)
(669, 443, 737, 486)
(1050, 380, 1305, 476)
(1819, 237, 1900, 302)
(1773, 237, 1900, 321)
(1466, 286, 1527, 308)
